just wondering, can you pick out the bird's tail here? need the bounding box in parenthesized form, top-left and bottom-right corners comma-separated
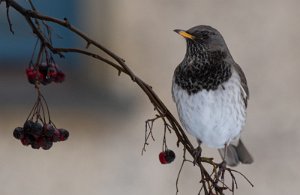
(218, 139, 253, 167)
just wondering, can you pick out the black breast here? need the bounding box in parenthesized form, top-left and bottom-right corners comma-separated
(174, 50, 232, 95)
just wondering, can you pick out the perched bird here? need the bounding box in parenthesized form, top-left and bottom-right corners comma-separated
(172, 25, 253, 166)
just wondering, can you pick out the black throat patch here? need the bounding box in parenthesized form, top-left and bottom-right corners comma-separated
(174, 50, 232, 95)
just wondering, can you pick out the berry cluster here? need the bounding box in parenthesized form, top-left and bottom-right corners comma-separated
(26, 62, 65, 85)
(159, 149, 176, 164)
(14, 45, 69, 150)
(13, 85, 69, 150)
(13, 121, 69, 150)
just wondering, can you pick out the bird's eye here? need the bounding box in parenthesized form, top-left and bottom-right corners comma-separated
(201, 31, 209, 39)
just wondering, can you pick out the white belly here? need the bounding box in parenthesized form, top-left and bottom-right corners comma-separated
(172, 71, 246, 148)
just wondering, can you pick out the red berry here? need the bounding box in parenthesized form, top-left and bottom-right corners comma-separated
(159, 152, 168, 164)
(159, 150, 176, 164)
(47, 66, 57, 78)
(27, 63, 65, 85)
(54, 71, 65, 83)
(26, 70, 37, 84)
(21, 136, 31, 146)
(37, 136, 46, 146)
(25, 67, 44, 84)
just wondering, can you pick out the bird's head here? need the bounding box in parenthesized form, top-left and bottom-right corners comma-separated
(174, 25, 228, 53)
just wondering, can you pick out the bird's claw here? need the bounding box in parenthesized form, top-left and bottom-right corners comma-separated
(192, 145, 202, 165)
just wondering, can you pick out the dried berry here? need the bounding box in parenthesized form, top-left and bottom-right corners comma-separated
(13, 127, 24, 140)
(38, 64, 48, 77)
(165, 150, 176, 163)
(58, 128, 69, 141)
(23, 120, 34, 132)
(31, 141, 41, 149)
(43, 123, 55, 137)
(42, 141, 53, 150)
(52, 129, 60, 142)
(14, 76, 70, 150)
(31, 122, 43, 137)
(15, 121, 70, 149)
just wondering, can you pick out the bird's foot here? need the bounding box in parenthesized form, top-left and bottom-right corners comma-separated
(215, 161, 227, 181)
(192, 145, 202, 165)
(219, 160, 227, 171)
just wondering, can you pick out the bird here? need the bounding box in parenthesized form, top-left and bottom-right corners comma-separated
(172, 25, 253, 166)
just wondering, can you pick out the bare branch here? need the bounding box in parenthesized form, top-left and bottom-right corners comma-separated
(53, 47, 126, 74)
(1, 1, 253, 194)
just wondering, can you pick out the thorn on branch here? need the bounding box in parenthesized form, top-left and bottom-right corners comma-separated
(63, 17, 70, 27)
(86, 41, 91, 49)
(176, 139, 180, 147)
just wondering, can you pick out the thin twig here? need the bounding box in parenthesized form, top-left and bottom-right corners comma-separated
(176, 147, 187, 195)
(230, 169, 254, 187)
(5, 1, 14, 34)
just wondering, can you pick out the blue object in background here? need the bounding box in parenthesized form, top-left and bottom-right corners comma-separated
(0, 0, 79, 67)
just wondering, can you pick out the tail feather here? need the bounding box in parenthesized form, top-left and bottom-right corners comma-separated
(236, 139, 254, 164)
(218, 139, 253, 167)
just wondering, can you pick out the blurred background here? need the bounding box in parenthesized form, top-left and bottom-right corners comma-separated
(0, 0, 299, 194)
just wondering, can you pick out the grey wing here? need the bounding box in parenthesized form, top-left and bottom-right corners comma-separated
(171, 66, 180, 102)
(171, 73, 176, 102)
(233, 63, 249, 108)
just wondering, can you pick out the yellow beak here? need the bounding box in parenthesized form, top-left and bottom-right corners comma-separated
(174, 29, 195, 40)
